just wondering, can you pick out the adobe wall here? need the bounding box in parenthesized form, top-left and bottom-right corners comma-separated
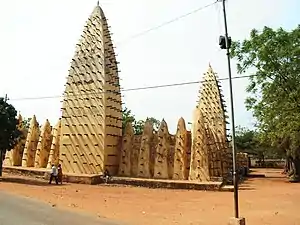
(3, 5, 234, 183)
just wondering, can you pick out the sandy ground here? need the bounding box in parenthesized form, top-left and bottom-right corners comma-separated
(0, 169, 300, 225)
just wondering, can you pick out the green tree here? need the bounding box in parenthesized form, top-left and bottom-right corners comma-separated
(235, 126, 258, 152)
(22, 118, 31, 129)
(133, 117, 161, 135)
(0, 98, 22, 176)
(231, 25, 300, 182)
(235, 126, 284, 162)
(133, 119, 145, 135)
(122, 107, 135, 132)
(122, 107, 161, 135)
(145, 117, 160, 130)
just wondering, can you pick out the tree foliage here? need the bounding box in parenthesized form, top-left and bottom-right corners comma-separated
(0, 98, 22, 175)
(122, 107, 160, 135)
(235, 126, 258, 152)
(18, 117, 31, 146)
(22, 118, 31, 129)
(231, 25, 300, 181)
(0, 98, 21, 152)
(235, 126, 284, 160)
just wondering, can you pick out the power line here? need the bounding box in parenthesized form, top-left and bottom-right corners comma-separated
(9, 74, 255, 102)
(116, 1, 218, 46)
(6, 1, 221, 103)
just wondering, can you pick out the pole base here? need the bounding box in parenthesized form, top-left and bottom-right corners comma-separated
(228, 217, 246, 225)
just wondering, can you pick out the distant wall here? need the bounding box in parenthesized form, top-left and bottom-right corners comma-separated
(119, 116, 231, 182)
(250, 158, 285, 169)
(5, 114, 235, 183)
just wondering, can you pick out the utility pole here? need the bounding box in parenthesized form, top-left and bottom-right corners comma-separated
(218, 0, 239, 219)
(4, 94, 8, 103)
(0, 94, 9, 176)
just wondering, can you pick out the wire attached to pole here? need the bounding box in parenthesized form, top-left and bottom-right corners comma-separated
(117, 1, 218, 46)
(7, 74, 257, 102)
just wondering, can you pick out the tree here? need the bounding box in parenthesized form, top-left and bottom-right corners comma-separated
(22, 117, 31, 129)
(122, 107, 144, 134)
(132, 119, 144, 135)
(235, 126, 284, 163)
(0, 98, 22, 176)
(235, 126, 256, 151)
(231, 25, 300, 181)
(122, 107, 135, 132)
(145, 117, 160, 130)
(122, 107, 161, 135)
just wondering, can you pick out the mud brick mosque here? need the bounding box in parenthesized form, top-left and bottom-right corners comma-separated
(4, 3, 248, 183)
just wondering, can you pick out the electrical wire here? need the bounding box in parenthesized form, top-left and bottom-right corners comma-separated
(2, 0, 221, 103)
(214, 0, 223, 36)
(116, 0, 218, 46)
(5, 1, 220, 102)
(5, 1, 256, 102)
(8, 74, 256, 102)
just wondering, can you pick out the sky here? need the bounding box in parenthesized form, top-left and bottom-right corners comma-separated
(0, 0, 299, 134)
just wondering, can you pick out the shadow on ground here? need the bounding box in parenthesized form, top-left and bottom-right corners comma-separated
(0, 177, 68, 187)
(239, 184, 256, 191)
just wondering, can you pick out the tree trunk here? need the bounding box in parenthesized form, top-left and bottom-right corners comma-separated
(294, 157, 300, 179)
(262, 154, 265, 167)
(283, 157, 288, 174)
(0, 149, 3, 177)
(289, 157, 300, 183)
(284, 156, 293, 174)
(288, 157, 293, 172)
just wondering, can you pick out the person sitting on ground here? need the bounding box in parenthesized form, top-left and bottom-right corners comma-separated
(49, 164, 58, 185)
(57, 164, 63, 185)
(103, 169, 111, 183)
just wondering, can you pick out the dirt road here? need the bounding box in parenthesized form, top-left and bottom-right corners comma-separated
(0, 169, 299, 225)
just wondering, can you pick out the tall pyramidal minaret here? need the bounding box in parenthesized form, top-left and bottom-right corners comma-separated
(196, 64, 227, 139)
(189, 64, 230, 181)
(59, 3, 122, 175)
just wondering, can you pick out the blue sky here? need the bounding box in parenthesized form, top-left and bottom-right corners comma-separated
(0, 0, 298, 133)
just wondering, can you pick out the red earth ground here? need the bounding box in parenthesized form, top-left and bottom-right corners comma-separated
(0, 169, 299, 225)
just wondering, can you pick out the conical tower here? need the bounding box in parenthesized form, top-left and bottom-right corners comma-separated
(196, 64, 227, 139)
(59, 3, 122, 175)
(189, 65, 231, 181)
(22, 115, 40, 167)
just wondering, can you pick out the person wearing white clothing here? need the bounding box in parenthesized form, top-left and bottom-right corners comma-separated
(49, 164, 58, 184)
